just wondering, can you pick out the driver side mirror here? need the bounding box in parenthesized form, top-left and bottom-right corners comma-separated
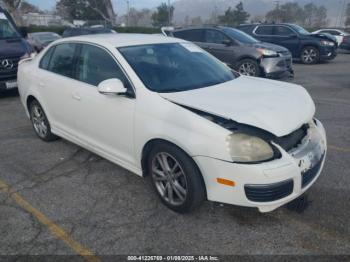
(98, 79, 127, 96)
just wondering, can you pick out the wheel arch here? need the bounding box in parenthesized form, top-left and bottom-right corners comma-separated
(236, 55, 260, 64)
(26, 95, 38, 113)
(141, 138, 208, 198)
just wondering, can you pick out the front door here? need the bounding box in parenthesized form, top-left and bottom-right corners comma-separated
(72, 44, 136, 166)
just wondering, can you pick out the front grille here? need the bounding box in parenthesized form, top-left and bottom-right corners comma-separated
(274, 125, 308, 152)
(276, 60, 286, 67)
(245, 179, 294, 202)
(302, 155, 325, 188)
(0, 57, 20, 81)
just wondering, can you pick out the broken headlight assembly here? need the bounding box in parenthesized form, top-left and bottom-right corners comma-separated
(226, 133, 276, 163)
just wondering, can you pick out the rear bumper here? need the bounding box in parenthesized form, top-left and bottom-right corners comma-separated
(260, 55, 294, 79)
(194, 119, 327, 213)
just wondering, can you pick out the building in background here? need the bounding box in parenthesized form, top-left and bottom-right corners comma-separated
(22, 13, 63, 26)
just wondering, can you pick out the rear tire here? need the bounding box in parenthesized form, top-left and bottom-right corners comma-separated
(300, 46, 320, 64)
(29, 100, 59, 142)
(236, 59, 260, 77)
(147, 142, 206, 213)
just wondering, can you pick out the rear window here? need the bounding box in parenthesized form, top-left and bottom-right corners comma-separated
(173, 29, 204, 42)
(48, 43, 77, 78)
(274, 26, 295, 36)
(255, 26, 274, 35)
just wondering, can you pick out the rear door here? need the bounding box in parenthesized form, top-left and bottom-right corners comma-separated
(37, 43, 80, 135)
(271, 26, 300, 56)
(202, 29, 237, 66)
(253, 25, 275, 43)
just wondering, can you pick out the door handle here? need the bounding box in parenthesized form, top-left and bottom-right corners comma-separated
(39, 82, 45, 88)
(72, 92, 81, 101)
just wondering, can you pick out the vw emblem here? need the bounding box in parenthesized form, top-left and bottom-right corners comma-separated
(1, 59, 14, 69)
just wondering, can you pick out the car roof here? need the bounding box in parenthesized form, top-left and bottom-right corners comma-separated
(173, 25, 229, 31)
(31, 32, 58, 35)
(56, 33, 186, 47)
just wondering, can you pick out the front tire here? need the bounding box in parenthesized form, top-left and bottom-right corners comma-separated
(301, 46, 320, 64)
(147, 143, 206, 213)
(236, 59, 260, 77)
(29, 100, 58, 142)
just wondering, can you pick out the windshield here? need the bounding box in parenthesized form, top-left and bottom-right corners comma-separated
(223, 28, 260, 44)
(35, 33, 60, 43)
(119, 43, 236, 93)
(289, 24, 309, 35)
(0, 14, 20, 39)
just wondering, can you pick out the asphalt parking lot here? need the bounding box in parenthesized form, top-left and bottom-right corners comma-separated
(0, 53, 350, 258)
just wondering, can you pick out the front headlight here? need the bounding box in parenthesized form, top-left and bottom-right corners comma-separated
(320, 40, 335, 46)
(227, 133, 274, 163)
(257, 48, 278, 57)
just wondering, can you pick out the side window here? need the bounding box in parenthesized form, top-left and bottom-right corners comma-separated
(39, 46, 55, 70)
(173, 29, 204, 42)
(255, 26, 274, 35)
(204, 30, 230, 44)
(328, 30, 340, 36)
(274, 26, 294, 36)
(76, 44, 130, 88)
(48, 43, 77, 78)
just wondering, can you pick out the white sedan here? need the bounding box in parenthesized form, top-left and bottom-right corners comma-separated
(18, 34, 327, 213)
(313, 29, 349, 46)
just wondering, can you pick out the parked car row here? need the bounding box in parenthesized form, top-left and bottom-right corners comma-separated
(164, 26, 294, 78)
(237, 23, 338, 64)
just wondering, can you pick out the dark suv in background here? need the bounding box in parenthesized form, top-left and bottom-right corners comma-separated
(0, 7, 33, 93)
(166, 26, 293, 78)
(238, 23, 338, 64)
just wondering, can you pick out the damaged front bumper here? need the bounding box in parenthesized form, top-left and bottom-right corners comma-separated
(260, 53, 294, 79)
(194, 119, 327, 213)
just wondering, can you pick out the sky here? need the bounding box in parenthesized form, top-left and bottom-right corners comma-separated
(27, 0, 165, 13)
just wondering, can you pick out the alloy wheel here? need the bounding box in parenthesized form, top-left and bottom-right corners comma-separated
(238, 62, 257, 76)
(31, 104, 48, 138)
(302, 48, 317, 64)
(151, 152, 188, 206)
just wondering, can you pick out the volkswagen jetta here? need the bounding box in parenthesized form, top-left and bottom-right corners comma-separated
(18, 34, 327, 213)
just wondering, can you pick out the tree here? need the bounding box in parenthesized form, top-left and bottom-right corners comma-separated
(265, 2, 328, 28)
(191, 16, 203, 26)
(218, 2, 250, 27)
(303, 3, 328, 28)
(55, 0, 115, 25)
(345, 3, 350, 27)
(266, 2, 304, 24)
(20, 1, 40, 13)
(151, 2, 174, 27)
(127, 8, 152, 27)
(2, 0, 23, 25)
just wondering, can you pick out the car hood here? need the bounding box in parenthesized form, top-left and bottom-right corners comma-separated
(251, 42, 289, 52)
(308, 33, 337, 43)
(0, 38, 27, 57)
(159, 76, 315, 137)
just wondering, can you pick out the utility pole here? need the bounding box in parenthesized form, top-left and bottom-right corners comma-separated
(126, 0, 130, 27)
(168, 0, 171, 26)
(214, 4, 218, 24)
(340, 0, 348, 27)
